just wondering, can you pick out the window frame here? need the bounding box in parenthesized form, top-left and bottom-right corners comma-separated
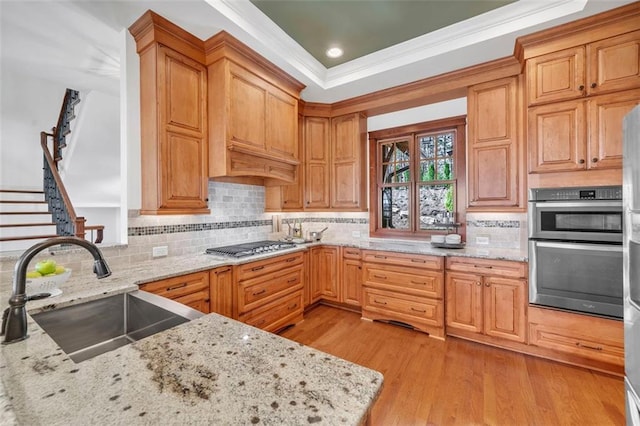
(368, 115, 467, 240)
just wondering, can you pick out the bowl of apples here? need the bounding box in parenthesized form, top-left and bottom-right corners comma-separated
(25, 260, 70, 297)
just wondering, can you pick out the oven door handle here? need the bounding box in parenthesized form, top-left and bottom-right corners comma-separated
(530, 201, 622, 208)
(533, 241, 622, 252)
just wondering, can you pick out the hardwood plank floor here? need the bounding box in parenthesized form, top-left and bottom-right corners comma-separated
(279, 305, 625, 426)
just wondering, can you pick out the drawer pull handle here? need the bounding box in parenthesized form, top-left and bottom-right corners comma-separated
(167, 283, 187, 291)
(411, 307, 426, 313)
(374, 299, 387, 305)
(253, 289, 267, 296)
(576, 342, 603, 351)
(251, 266, 265, 272)
(346, 250, 358, 255)
(374, 255, 387, 259)
(411, 259, 426, 263)
(215, 268, 231, 274)
(286, 258, 296, 262)
(411, 280, 425, 285)
(474, 265, 492, 269)
(256, 319, 266, 326)
(373, 274, 387, 279)
(288, 303, 298, 310)
(287, 278, 297, 283)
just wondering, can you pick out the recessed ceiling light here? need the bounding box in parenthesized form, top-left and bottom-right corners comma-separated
(326, 47, 343, 59)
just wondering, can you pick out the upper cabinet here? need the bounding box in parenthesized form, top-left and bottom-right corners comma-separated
(330, 113, 368, 210)
(205, 32, 305, 184)
(527, 31, 640, 106)
(304, 116, 331, 209)
(467, 76, 525, 210)
(129, 11, 210, 215)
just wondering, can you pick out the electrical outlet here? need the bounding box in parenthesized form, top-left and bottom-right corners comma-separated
(152, 246, 168, 258)
(476, 236, 490, 245)
(351, 231, 361, 238)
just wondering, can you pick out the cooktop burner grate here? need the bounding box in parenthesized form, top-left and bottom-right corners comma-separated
(205, 240, 295, 258)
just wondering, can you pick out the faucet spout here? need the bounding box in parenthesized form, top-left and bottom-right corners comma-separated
(2, 236, 112, 344)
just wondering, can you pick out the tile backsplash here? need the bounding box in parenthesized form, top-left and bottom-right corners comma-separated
(465, 212, 527, 250)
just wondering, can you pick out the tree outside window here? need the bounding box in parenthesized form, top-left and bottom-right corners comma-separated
(369, 116, 466, 239)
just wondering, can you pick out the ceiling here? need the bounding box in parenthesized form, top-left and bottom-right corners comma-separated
(0, 0, 637, 104)
(249, 0, 516, 67)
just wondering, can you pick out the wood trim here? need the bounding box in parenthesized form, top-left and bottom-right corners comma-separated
(514, 1, 640, 63)
(228, 144, 301, 166)
(368, 115, 466, 140)
(330, 56, 521, 117)
(128, 10, 205, 64)
(300, 102, 332, 117)
(204, 30, 305, 97)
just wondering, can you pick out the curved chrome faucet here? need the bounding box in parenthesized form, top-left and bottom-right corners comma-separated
(1, 236, 111, 344)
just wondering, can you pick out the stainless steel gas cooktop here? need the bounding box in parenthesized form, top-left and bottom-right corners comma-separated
(205, 240, 295, 258)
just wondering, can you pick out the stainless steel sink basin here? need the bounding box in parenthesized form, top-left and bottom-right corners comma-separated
(31, 290, 204, 363)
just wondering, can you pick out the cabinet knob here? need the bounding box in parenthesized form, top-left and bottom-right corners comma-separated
(578, 85, 585, 91)
(591, 82, 597, 89)
(485, 282, 490, 287)
(578, 159, 585, 164)
(592, 158, 598, 163)
(476, 282, 481, 286)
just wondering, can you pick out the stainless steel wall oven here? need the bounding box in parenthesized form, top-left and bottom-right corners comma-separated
(528, 186, 623, 318)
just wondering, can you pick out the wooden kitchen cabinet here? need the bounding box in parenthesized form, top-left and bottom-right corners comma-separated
(362, 250, 445, 338)
(526, 30, 640, 106)
(309, 245, 340, 302)
(341, 248, 363, 307)
(304, 116, 331, 209)
(235, 251, 304, 331)
(445, 257, 527, 344)
(210, 266, 233, 318)
(139, 271, 210, 314)
(129, 13, 210, 215)
(205, 31, 304, 183)
(529, 89, 640, 174)
(467, 76, 525, 210)
(330, 113, 367, 210)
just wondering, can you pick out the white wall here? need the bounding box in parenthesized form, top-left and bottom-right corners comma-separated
(367, 97, 467, 132)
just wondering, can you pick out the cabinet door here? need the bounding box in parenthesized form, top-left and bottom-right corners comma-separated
(445, 272, 483, 333)
(527, 46, 586, 105)
(483, 277, 527, 343)
(330, 113, 366, 210)
(467, 77, 521, 208)
(588, 89, 640, 170)
(210, 266, 233, 318)
(528, 99, 586, 173)
(311, 246, 339, 301)
(173, 290, 210, 314)
(266, 86, 298, 161)
(587, 30, 640, 96)
(304, 117, 330, 209)
(342, 258, 362, 306)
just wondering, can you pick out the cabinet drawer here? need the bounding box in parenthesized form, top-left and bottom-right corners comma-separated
(342, 247, 362, 260)
(235, 251, 303, 281)
(240, 290, 303, 333)
(528, 306, 623, 366)
(139, 271, 209, 299)
(364, 265, 443, 299)
(238, 265, 303, 314)
(446, 256, 526, 278)
(362, 250, 443, 270)
(173, 289, 210, 314)
(363, 288, 443, 328)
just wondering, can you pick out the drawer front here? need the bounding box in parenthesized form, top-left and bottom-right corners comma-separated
(241, 290, 303, 332)
(140, 271, 209, 299)
(446, 256, 526, 278)
(236, 251, 303, 282)
(364, 265, 443, 299)
(342, 247, 362, 260)
(363, 288, 443, 328)
(238, 266, 303, 314)
(362, 250, 443, 270)
(173, 290, 210, 314)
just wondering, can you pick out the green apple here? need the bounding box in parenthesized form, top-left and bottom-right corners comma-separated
(35, 260, 57, 276)
(54, 265, 66, 275)
(26, 270, 42, 279)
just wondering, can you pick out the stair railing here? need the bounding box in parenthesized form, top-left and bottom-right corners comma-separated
(40, 88, 103, 243)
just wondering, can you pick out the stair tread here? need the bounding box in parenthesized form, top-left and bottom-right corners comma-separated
(0, 234, 59, 242)
(0, 223, 56, 228)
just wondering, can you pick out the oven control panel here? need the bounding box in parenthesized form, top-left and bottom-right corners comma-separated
(530, 186, 622, 201)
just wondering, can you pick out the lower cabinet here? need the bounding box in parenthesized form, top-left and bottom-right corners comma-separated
(139, 271, 210, 314)
(235, 252, 304, 332)
(445, 257, 527, 344)
(341, 247, 362, 307)
(361, 250, 445, 338)
(309, 246, 340, 303)
(210, 266, 233, 318)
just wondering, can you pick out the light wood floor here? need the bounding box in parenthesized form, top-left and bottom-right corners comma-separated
(279, 305, 625, 426)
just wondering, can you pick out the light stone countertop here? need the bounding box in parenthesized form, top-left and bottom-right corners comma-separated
(0, 238, 526, 425)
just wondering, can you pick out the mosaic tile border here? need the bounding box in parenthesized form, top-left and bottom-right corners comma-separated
(282, 217, 368, 225)
(128, 220, 272, 237)
(467, 220, 520, 228)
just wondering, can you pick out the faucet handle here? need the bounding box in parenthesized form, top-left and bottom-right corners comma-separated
(93, 259, 111, 278)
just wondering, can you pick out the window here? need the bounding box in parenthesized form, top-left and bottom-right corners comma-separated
(369, 116, 466, 239)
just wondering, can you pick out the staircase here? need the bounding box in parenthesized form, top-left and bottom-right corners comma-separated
(0, 88, 104, 253)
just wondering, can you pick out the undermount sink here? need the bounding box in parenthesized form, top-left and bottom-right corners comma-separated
(31, 290, 204, 363)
